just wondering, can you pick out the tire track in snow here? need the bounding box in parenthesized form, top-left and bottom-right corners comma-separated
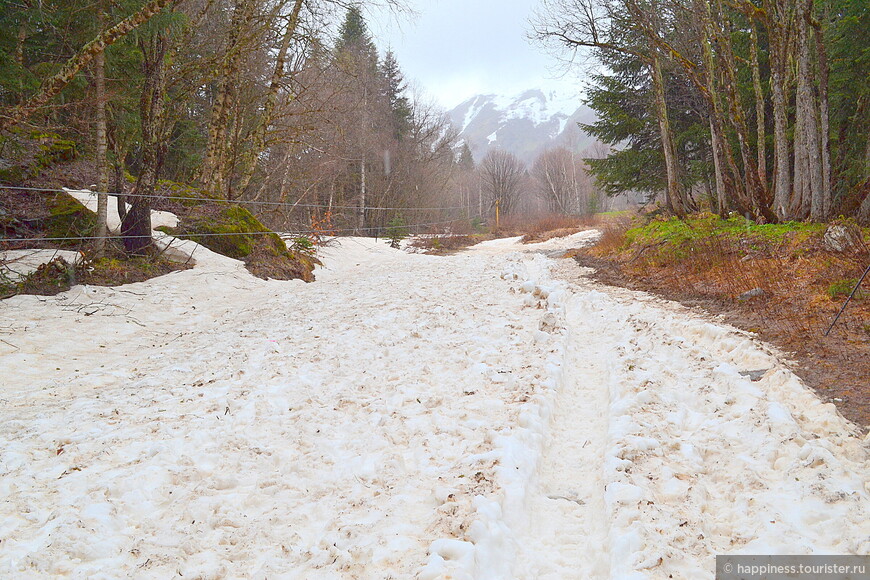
(513, 290, 611, 579)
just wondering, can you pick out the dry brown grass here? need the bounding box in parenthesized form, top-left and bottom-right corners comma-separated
(408, 234, 483, 254)
(515, 214, 587, 243)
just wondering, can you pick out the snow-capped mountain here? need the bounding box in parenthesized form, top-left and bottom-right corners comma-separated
(448, 89, 598, 165)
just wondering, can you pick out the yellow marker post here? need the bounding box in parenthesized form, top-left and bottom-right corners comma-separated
(495, 198, 500, 230)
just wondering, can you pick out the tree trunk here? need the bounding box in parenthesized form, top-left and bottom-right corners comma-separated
(813, 19, 832, 217)
(710, 118, 728, 214)
(770, 39, 791, 219)
(858, 188, 870, 224)
(650, 54, 684, 216)
(714, 0, 773, 221)
(122, 34, 169, 255)
(700, 3, 750, 216)
(793, 0, 826, 220)
(0, 0, 174, 132)
(112, 140, 128, 224)
(94, 9, 109, 256)
(16, 19, 27, 103)
(235, 0, 305, 194)
(358, 156, 367, 231)
(750, 21, 767, 191)
(199, 0, 256, 198)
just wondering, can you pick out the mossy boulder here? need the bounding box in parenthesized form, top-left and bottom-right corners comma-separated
(0, 191, 96, 248)
(155, 182, 317, 282)
(40, 192, 97, 247)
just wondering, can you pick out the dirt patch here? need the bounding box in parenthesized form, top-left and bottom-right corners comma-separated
(2, 244, 191, 299)
(571, 246, 870, 432)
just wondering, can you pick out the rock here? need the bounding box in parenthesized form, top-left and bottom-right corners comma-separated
(738, 288, 766, 301)
(823, 224, 863, 253)
(739, 369, 770, 382)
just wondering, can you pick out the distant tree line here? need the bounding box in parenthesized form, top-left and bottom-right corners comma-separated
(534, 0, 869, 223)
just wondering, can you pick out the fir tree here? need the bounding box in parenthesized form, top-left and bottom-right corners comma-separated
(380, 50, 412, 139)
(335, 5, 377, 73)
(457, 143, 475, 170)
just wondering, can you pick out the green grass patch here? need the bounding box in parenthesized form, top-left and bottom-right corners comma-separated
(624, 213, 825, 247)
(618, 213, 830, 264)
(827, 278, 867, 300)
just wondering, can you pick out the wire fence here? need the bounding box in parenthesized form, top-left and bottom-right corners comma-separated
(1, 184, 486, 248)
(1, 185, 478, 212)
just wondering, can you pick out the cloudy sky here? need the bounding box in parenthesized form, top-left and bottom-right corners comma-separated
(368, 0, 586, 110)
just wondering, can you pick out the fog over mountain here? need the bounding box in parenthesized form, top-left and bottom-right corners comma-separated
(447, 89, 599, 165)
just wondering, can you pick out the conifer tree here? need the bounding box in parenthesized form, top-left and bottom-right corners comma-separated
(380, 50, 412, 140)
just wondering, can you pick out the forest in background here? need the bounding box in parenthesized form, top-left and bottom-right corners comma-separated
(0, 0, 606, 262)
(535, 0, 869, 223)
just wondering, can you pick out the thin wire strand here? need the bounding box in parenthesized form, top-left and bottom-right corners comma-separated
(1, 218, 466, 244)
(1, 185, 477, 213)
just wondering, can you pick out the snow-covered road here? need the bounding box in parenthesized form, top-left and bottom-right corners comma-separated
(1, 233, 868, 579)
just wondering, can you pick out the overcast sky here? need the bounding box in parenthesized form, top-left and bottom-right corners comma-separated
(367, 0, 585, 110)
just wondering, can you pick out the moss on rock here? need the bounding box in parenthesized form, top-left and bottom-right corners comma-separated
(155, 182, 317, 282)
(41, 192, 97, 247)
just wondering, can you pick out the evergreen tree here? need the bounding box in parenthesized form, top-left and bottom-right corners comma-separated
(380, 50, 412, 139)
(335, 5, 377, 72)
(457, 143, 475, 170)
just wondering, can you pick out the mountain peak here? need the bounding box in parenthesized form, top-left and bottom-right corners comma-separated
(448, 89, 596, 165)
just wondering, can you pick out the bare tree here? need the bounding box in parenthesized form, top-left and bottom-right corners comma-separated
(480, 149, 527, 215)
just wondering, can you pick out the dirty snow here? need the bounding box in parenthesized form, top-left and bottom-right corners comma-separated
(1, 227, 868, 579)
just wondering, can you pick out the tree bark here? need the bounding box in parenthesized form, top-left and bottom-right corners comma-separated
(0, 0, 175, 133)
(16, 17, 27, 103)
(813, 19, 832, 217)
(358, 156, 367, 231)
(750, 21, 767, 191)
(94, 8, 109, 256)
(793, 0, 826, 220)
(650, 54, 684, 216)
(699, 2, 747, 216)
(713, 0, 773, 221)
(858, 186, 870, 224)
(122, 33, 169, 255)
(710, 117, 728, 214)
(235, 0, 305, 194)
(769, 25, 791, 220)
(199, 0, 257, 198)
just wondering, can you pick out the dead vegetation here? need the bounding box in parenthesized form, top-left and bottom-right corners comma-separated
(517, 214, 595, 243)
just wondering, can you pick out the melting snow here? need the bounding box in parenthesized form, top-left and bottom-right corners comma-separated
(1, 228, 868, 579)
